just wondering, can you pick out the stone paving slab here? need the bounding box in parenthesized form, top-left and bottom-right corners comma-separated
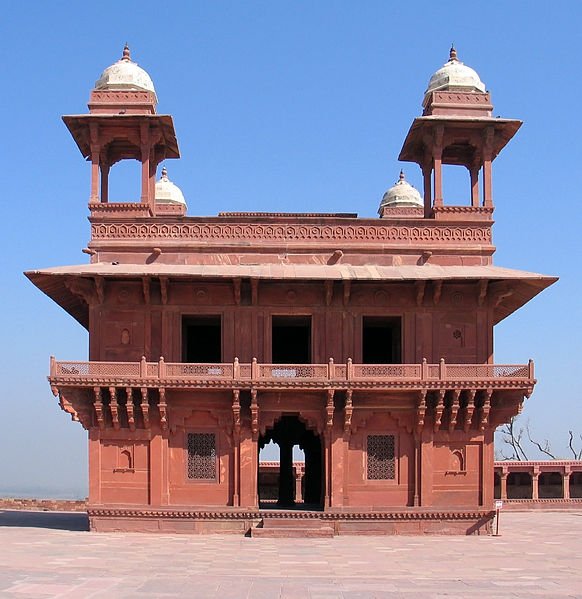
(0, 510, 581, 597)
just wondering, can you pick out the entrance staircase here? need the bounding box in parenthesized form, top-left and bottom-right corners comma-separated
(251, 516, 334, 538)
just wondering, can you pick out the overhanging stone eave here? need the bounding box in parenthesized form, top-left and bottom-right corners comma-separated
(62, 113, 180, 160)
(24, 271, 88, 329)
(398, 116, 522, 164)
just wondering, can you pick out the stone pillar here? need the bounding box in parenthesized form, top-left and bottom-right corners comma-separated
(90, 146, 100, 203)
(294, 464, 303, 503)
(419, 429, 434, 506)
(422, 162, 432, 218)
(413, 433, 421, 506)
(481, 430, 495, 507)
(564, 468, 571, 500)
(238, 430, 259, 508)
(278, 440, 295, 506)
(149, 431, 168, 506)
(433, 125, 444, 207)
(500, 471, 508, 500)
(89, 122, 100, 203)
(482, 126, 494, 207)
(88, 428, 101, 505)
(100, 163, 110, 203)
(140, 122, 151, 205)
(470, 167, 480, 207)
(532, 468, 539, 500)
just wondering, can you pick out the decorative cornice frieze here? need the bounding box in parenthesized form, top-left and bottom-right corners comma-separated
(90, 221, 492, 246)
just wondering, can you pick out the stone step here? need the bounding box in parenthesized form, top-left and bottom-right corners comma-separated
(252, 516, 335, 537)
(261, 517, 329, 529)
(251, 525, 334, 538)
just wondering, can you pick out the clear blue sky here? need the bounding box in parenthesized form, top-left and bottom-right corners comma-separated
(0, 1, 580, 497)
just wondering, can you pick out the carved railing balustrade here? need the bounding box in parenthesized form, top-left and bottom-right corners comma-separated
(49, 357, 534, 432)
(50, 356, 534, 391)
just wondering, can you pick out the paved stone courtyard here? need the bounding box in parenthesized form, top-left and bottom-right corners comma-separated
(0, 510, 580, 598)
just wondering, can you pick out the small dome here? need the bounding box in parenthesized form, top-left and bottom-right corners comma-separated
(95, 45, 156, 96)
(425, 46, 486, 98)
(378, 171, 423, 213)
(155, 167, 186, 206)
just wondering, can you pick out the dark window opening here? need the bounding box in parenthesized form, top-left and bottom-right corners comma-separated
(362, 317, 401, 364)
(182, 316, 222, 363)
(272, 316, 311, 364)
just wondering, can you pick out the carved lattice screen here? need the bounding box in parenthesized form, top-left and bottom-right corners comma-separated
(366, 435, 395, 480)
(187, 433, 217, 480)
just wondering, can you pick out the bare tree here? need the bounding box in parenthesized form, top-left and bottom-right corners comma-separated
(568, 431, 582, 460)
(498, 417, 529, 461)
(526, 424, 557, 459)
(497, 417, 582, 460)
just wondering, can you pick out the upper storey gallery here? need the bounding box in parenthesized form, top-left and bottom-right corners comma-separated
(26, 46, 555, 335)
(61, 46, 522, 268)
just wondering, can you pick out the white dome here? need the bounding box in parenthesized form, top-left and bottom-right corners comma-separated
(378, 171, 423, 213)
(95, 45, 156, 95)
(425, 47, 486, 97)
(155, 167, 186, 206)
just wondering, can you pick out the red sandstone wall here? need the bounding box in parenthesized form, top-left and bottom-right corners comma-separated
(90, 280, 491, 365)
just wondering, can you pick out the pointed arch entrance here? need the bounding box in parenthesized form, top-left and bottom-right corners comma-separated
(258, 414, 323, 509)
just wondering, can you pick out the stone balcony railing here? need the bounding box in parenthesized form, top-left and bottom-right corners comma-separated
(49, 357, 534, 391)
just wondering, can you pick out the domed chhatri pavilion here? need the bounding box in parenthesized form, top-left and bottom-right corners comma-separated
(27, 46, 556, 535)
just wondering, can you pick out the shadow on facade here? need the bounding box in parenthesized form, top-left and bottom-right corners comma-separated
(0, 510, 89, 531)
(258, 414, 323, 510)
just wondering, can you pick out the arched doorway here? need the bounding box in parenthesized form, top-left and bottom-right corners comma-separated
(258, 414, 323, 509)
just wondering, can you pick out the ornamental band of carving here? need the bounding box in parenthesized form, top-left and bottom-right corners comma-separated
(91, 222, 492, 244)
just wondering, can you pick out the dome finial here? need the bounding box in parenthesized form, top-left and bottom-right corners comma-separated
(449, 44, 457, 62)
(399, 170, 405, 182)
(161, 165, 168, 178)
(122, 43, 131, 62)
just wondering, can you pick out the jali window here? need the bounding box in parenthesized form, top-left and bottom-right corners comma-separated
(187, 433, 217, 480)
(367, 435, 395, 480)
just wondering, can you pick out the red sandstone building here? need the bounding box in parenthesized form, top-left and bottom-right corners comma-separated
(27, 46, 556, 535)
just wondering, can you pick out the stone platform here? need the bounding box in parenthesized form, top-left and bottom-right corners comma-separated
(87, 506, 494, 536)
(0, 510, 581, 597)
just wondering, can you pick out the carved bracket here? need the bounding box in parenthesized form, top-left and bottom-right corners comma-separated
(232, 389, 241, 435)
(250, 388, 259, 441)
(109, 387, 120, 430)
(416, 390, 427, 434)
(126, 387, 136, 431)
(93, 386, 104, 430)
(325, 390, 335, 429)
(479, 388, 493, 431)
(158, 387, 168, 431)
(141, 387, 150, 430)
(464, 389, 476, 433)
(344, 389, 353, 436)
(434, 389, 445, 432)
(448, 389, 461, 433)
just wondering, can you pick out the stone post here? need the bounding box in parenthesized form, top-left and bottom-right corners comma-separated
(564, 468, 571, 500)
(294, 464, 304, 503)
(532, 468, 539, 500)
(500, 471, 508, 500)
